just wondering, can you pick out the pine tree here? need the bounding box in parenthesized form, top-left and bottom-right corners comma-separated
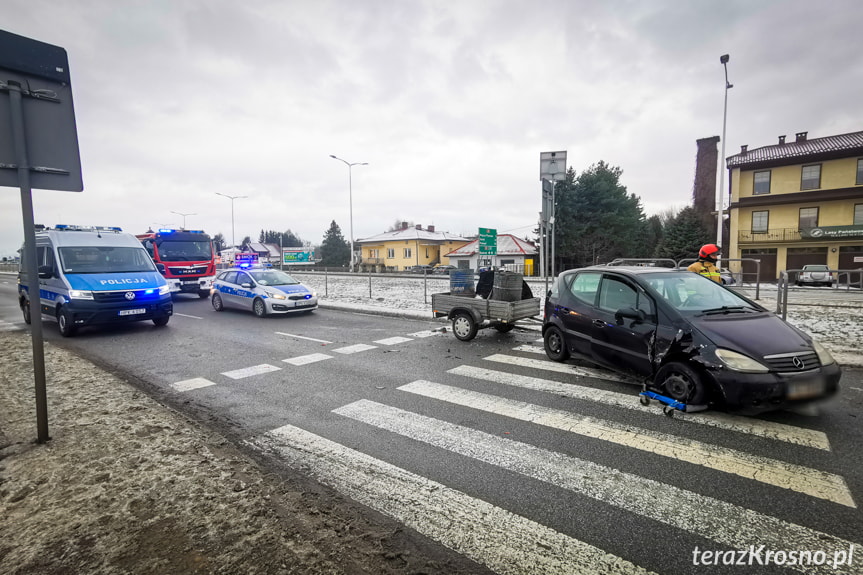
(654, 206, 713, 261)
(318, 221, 350, 267)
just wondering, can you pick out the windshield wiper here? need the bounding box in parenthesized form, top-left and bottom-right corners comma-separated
(699, 306, 754, 316)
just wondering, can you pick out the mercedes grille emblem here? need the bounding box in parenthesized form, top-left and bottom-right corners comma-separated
(125, 291, 136, 301)
(792, 356, 805, 370)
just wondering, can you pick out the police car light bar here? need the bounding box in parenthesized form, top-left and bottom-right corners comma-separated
(157, 229, 205, 234)
(53, 225, 123, 232)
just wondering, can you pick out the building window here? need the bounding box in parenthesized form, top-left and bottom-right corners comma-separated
(752, 211, 769, 233)
(753, 171, 771, 195)
(403, 248, 412, 258)
(855, 204, 863, 225)
(801, 164, 821, 190)
(799, 207, 819, 229)
(857, 159, 863, 185)
(387, 248, 394, 259)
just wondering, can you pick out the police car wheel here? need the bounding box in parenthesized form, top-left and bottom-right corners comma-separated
(212, 293, 224, 311)
(58, 307, 77, 337)
(253, 298, 267, 318)
(21, 300, 31, 324)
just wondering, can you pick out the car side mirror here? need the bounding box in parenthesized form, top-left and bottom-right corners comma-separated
(37, 265, 53, 279)
(241, 283, 252, 289)
(156, 263, 166, 274)
(615, 306, 646, 324)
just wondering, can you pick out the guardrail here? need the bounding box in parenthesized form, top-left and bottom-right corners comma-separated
(777, 268, 863, 320)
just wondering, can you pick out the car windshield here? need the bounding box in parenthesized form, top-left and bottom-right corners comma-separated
(59, 246, 157, 274)
(248, 269, 300, 286)
(642, 272, 758, 313)
(155, 240, 212, 262)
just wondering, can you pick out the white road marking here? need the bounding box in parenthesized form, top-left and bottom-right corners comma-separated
(449, 365, 831, 450)
(221, 364, 282, 379)
(0, 321, 23, 332)
(513, 344, 546, 354)
(275, 332, 332, 344)
(255, 424, 655, 575)
(399, 380, 855, 507)
(850, 387, 863, 392)
(407, 329, 441, 338)
(373, 336, 413, 345)
(171, 377, 217, 392)
(173, 313, 202, 319)
(335, 399, 861, 575)
(332, 343, 378, 354)
(282, 353, 333, 366)
(485, 353, 635, 383)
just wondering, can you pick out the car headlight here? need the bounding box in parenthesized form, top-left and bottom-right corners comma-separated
(812, 340, 835, 366)
(68, 290, 93, 300)
(715, 348, 770, 373)
(267, 291, 286, 300)
(158, 284, 171, 295)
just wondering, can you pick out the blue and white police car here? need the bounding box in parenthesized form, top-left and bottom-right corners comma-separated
(211, 264, 317, 317)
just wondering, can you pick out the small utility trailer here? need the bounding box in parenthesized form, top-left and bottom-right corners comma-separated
(431, 292, 541, 341)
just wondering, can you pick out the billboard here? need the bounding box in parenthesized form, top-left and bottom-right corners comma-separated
(283, 247, 315, 264)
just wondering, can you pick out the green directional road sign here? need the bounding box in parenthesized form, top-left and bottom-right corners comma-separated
(478, 227, 497, 255)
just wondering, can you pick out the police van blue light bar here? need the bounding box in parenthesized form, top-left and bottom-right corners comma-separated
(54, 225, 123, 232)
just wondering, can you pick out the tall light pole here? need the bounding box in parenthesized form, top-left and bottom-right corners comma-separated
(717, 54, 733, 262)
(215, 193, 247, 248)
(170, 211, 196, 229)
(329, 155, 368, 272)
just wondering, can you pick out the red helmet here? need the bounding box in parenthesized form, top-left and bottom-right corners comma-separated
(699, 244, 721, 259)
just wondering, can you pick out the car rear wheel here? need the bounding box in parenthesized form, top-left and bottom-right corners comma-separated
(57, 306, 76, 337)
(655, 362, 707, 405)
(451, 312, 478, 341)
(212, 293, 224, 311)
(253, 298, 267, 318)
(544, 326, 569, 362)
(21, 299, 31, 324)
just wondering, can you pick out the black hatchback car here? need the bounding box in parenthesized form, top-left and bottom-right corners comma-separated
(542, 266, 841, 414)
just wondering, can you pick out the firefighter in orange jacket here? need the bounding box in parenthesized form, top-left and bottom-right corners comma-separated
(688, 244, 722, 283)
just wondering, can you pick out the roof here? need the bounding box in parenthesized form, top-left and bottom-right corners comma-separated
(246, 242, 281, 256)
(727, 130, 863, 169)
(444, 234, 537, 257)
(357, 228, 470, 244)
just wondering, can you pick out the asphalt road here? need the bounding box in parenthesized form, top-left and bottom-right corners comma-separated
(2, 279, 863, 575)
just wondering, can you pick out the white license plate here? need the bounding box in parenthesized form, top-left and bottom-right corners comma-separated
(183, 281, 199, 285)
(787, 379, 825, 400)
(119, 308, 146, 316)
(295, 301, 313, 308)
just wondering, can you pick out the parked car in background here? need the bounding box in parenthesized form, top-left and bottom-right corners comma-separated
(408, 265, 434, 274)
(542, 266, 840, 414)
(433, 265, 456, 275)
(796, 264, 834, 287)
(719, 269, 736, 285)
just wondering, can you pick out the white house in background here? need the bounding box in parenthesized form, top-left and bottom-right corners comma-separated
(444, 234, 538, 275)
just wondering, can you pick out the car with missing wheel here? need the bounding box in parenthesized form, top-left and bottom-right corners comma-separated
(211, 267, 317, 317)
(542, 266, 840, 414)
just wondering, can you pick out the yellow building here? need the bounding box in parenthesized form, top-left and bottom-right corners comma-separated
(356, 223, 471, 272)
(727, 130, 863, 281)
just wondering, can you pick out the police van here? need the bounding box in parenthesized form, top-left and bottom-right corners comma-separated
(18, 225, 173, 336)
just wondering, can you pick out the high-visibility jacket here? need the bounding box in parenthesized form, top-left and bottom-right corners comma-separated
(687, 260, 721, 283)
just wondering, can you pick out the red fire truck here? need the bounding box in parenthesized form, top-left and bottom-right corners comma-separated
(136, 229, 216, 298)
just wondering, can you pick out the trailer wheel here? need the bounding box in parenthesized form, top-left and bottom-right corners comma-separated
(452, 312, 478, 341)
(655, 362, 707, 405)
(57, 306, 77, 337)
(493, 323, 515, 333)
(21, 299, 31, 324)
(543, 326, 569, 362)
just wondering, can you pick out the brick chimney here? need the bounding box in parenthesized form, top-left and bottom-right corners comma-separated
(427, 225, 435, 232)
(740, 144, 748, 154)
(401, 221, 409, 230)
(778, 135, 786, 145)
(415, 224, 422, 230)
(796, 131, 808, 143)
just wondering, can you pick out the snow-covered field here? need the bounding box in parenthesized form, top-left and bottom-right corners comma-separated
(293, 272, 863, 368)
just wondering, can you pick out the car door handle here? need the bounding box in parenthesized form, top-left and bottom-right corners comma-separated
(592, 319, 606, 328)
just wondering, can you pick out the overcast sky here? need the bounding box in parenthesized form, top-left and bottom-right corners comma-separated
(1, 0, 861, 257)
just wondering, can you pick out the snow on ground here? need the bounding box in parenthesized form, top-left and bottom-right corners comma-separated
(292, 272, 863, 368)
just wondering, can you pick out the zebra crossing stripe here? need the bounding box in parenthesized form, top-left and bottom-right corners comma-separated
(282, 353, 333, 366)
(255, 424, 655, 575)
(334, 399, 862, 575)
(221, 364, 281, 379)
(398, 380, 855, 507)
(485, 353, 635, 383)
(512, 344, 546, 354)
(332, 343, 378, 354)
(449, 364, 831, 450)
(374, 336, 413, 345)
(170, 377, 217, 392)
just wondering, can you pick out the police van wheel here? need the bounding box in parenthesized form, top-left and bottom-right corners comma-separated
(253, 298, 267, 318)
(21, 300, 31, 324)
(212, 293, 225, 312)
(58, 307, 77, 337)
(153, 316, 170, 327)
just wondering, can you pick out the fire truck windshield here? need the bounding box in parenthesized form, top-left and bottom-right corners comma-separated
(156, 240, 212, 262)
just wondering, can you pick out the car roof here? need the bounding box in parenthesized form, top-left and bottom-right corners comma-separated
(564, 265, 685, 276)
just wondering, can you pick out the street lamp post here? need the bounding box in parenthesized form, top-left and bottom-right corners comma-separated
(329, 155, 368, 272)
(170, 211, 196, 229)
(215, 193, 248, 249)
(717, 54, 733, 262)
